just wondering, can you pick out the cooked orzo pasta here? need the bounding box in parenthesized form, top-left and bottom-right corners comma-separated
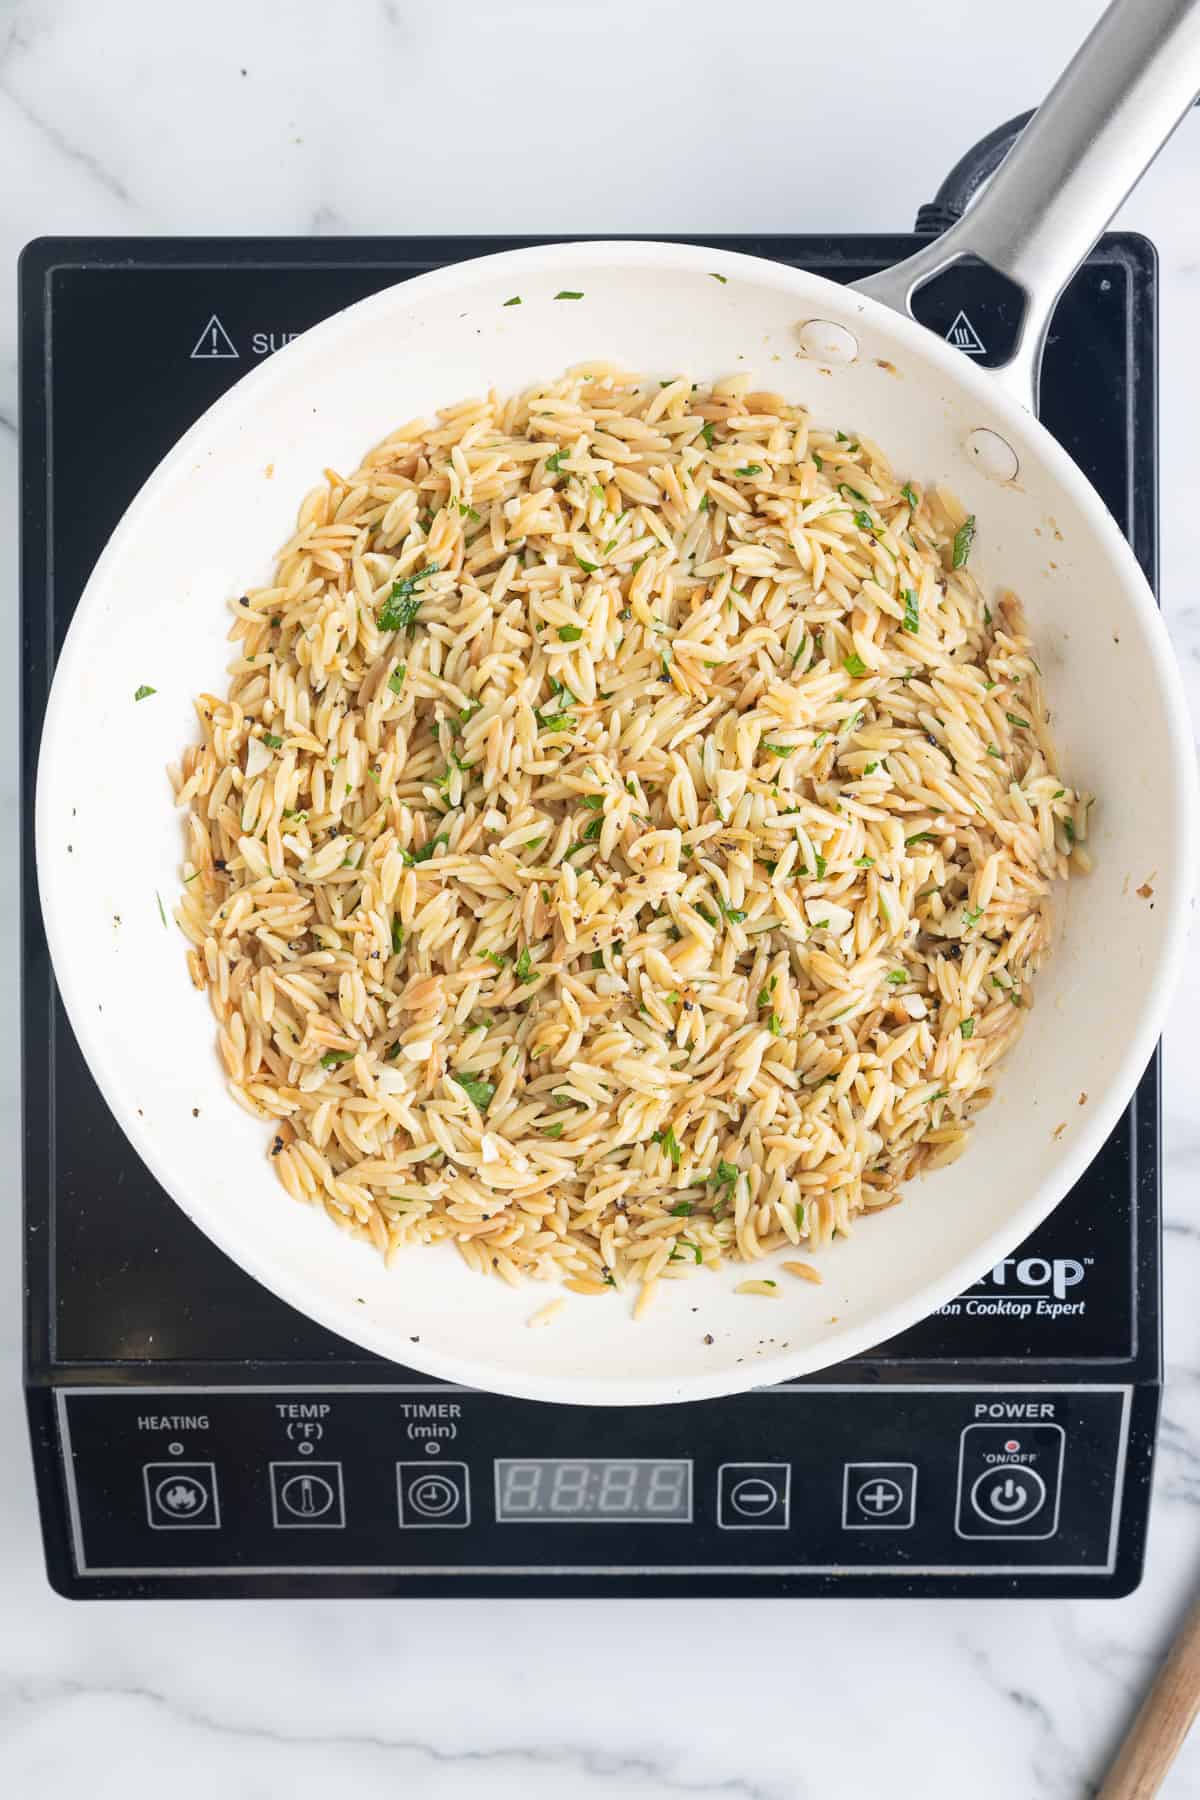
(172, 365, 1088, 1306)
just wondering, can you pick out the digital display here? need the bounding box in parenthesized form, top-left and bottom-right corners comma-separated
(494, 1459, 692, 1523)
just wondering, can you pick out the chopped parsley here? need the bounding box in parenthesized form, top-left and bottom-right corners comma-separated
(554, 289, 584, 300)
(766, 1012, 783, 1036)
(320, 1050, 353, 1069)
(843, 652, 867, 678)
(537, 711, 573, 732)
(795, 1201, 807, 1230)
(902, 588, 920, 634)
(701, 422, 716, 449)
(453, 1074, 496, 1111)
(901, 483, 918, 509)
(886, 970, 907, 986)
(735, 464, 763, 477)
(575, 554, 598, 574)
(515, 946, 536, 984)
(814, 853, 828, 879)
(545, 448, 570, 473)
(951, 515, 976, 568)
(388, 665, 407, 694)
(378, 562, 440, 632)
(408, 834, 449, 865)
(134, 684, 156, 702)
(757, 978, 777, 1009)
(717, 897, 747, 923)
(812, 451, 823, 470)
(709, 272, 727, 283)
(905, 831, 933, 846)
(855, 855, 874, 868)
(542, 1122, 564, 1138)
(457, 699, 482, 729)
(391, 917, 404, 956)
(483, 950, 507, 970)
(963, 905, 984, 926)
(155, 891, 168, 929)
(986, 743, 1002, 758)
(503, 295, 522, 306)
(670, 1199, 694, 1216)
(959, 1017, 975, 1039)
(710, 1161, 739, 1188)
(763, 742, 794, 758)
(557, 624, 584, 642)
(653, 1124, 682, 1169)
(1006, 713, 1031, 730)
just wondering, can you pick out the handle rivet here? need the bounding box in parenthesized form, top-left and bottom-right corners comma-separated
(796, 320, 858, 363)
(965, 427, 1019, 483)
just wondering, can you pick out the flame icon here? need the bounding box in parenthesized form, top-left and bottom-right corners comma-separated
(153, 1474, 209, 1518)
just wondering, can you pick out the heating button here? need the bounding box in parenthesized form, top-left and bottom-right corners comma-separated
(955, 1423, 1064, 1540)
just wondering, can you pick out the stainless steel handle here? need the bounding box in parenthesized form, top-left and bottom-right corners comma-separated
(856, 0, 1200, 410)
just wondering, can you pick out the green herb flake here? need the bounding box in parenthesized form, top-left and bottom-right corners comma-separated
(986, 743, 1002, 758)
(261, 732, 283, 749)
(555, 290, 584, 300)
(388, 665, 407, 695)
(556, 624, 585, 643)
(515, 946, 536, 984)
(951, 515, 977, 569)
(134, 684, 156, 702)
(670, 1199, 694, 1216)
(155, 891, 168, 929)
(320, 1050, 353, 1069)
(378, 561, 440, 632)
(453, 1073, 496, 1111)
(886, 970, 907, 986)
(483, 950, 507, 970)
(843, 652, 868, 678)
(812, 451, 823, 471)
(701, 422, 716, 449)
(653, 1124, 683, 1169)
(854, 855, 875, 868)
(711, 1161, 739, 1188)
(542, 1122, 564, 1138)
(709, 271, 728, 283)
(963, 905, 984, 926)
(960, 1017, 975, 1039)
(390, 917, 405, 956)
(905, 831, 933, 846)
(575, 554, 599, 575)
(902, 588, 920, 635)
(1006, 713, 1031, 731)
(503, 295, 522, 306)
(763, 742, 794, 759)
(717, 897, 747, 924)
(735, 463, 763, 477)
(901, 483, 918, 510)
(814, 853, 828, 879)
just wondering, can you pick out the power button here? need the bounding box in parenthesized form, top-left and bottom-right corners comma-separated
(955, 1423, 1064, 1541)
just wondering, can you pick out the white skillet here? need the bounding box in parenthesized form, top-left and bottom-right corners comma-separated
(35, 0, 1200, 1403)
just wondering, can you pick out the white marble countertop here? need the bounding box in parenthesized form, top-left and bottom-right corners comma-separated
(2, 1, 1199, 1794)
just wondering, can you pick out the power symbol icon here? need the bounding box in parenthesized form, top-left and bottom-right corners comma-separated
(970, 1466, 1047, 1527)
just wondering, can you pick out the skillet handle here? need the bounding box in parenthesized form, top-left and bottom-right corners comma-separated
(854, 0, 1200, 412)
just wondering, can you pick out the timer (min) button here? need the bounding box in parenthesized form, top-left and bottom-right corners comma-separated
(396, 1462, 471, 1528)
(717, 1464, 790, 1529)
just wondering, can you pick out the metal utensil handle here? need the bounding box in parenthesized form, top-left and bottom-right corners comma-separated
(856, 0, 1200, 410)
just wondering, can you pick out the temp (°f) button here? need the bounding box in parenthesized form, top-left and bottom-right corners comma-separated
(269, 1461, 346, 1529)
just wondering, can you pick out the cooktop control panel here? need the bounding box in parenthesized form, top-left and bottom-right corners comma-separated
(58, 1386, 1130, 1582)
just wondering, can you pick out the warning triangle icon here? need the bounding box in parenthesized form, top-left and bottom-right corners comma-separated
(190, 314, 239, 360)
(945, 309, 986, 356)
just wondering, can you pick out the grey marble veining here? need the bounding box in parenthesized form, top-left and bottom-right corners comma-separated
(2, 1, 1199, 1795)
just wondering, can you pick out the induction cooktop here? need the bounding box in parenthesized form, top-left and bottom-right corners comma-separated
(21, 231, 1161, 1598)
